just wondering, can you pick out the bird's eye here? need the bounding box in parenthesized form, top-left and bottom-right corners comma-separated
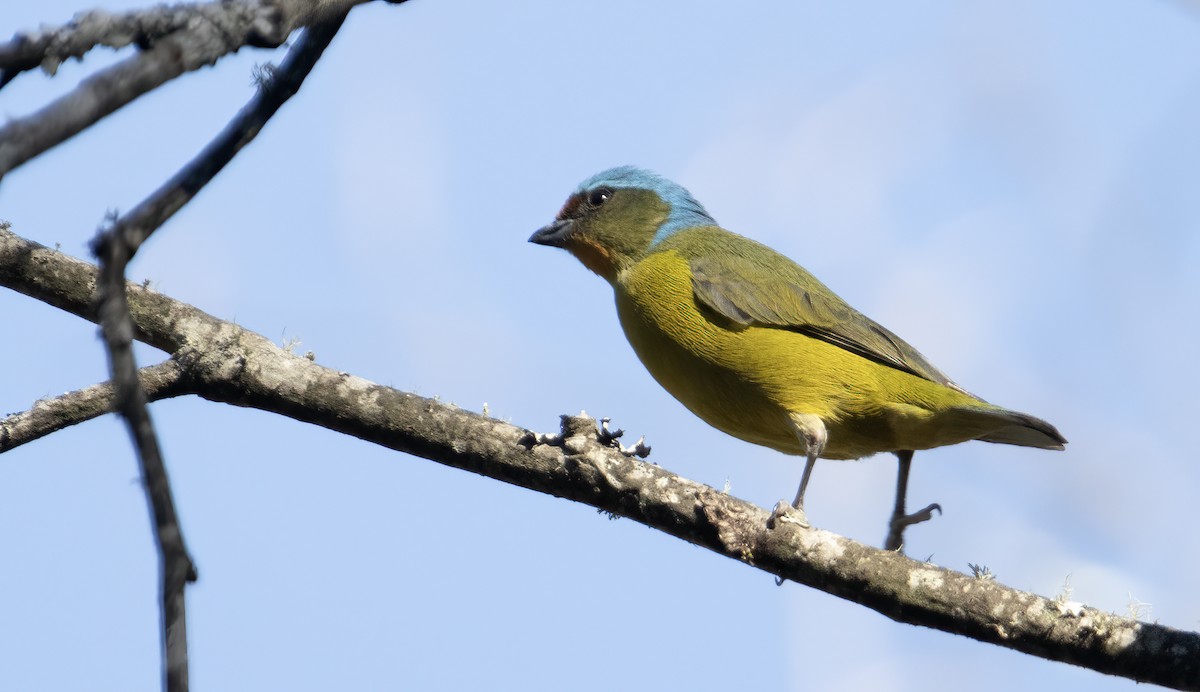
(588, 188, 613, 207)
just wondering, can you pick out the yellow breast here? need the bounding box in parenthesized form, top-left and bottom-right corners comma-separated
(613, 250, 991, 459)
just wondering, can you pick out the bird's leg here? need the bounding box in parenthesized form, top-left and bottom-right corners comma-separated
(883, 450, 941, 552)
(769, 413, 827, 529)
(791, 451, 817, 513)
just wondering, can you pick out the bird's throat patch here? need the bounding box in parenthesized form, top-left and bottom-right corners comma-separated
(568, 237, 617, 279)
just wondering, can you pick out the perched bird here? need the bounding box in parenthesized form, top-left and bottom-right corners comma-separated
(530, 166, 1065, 548)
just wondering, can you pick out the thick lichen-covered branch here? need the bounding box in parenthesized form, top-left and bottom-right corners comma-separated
(2, 224, 1197, 690)
(0, 5, 357, 688)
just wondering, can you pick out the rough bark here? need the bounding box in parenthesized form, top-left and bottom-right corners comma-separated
(2, 0, 1197, 688)
(2, 225, 1198, 691)
(0, 0, 379, 180)
(0, 4, 357, 688)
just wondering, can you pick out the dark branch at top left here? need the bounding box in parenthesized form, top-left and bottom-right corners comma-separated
(0, 0, 375, 183)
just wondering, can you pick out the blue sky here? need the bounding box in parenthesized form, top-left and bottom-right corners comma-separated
(2, 1, 1199, 690)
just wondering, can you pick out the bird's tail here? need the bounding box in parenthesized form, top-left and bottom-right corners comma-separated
(976, 409, 1067, 450)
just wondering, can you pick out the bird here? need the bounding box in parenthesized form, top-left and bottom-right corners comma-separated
(529, 165, 1066, 549)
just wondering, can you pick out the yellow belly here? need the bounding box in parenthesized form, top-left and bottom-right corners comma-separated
(614, 251, 996, 459)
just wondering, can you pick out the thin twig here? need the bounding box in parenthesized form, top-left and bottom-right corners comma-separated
(0, 0, 370, 182)
(77, 14, 350, 691)
(0, 359, 192, 453)
(0, 12, 272, 181)
(3, 224, 1200, 690)
(110, 10, 350, 252)
(92, 221, 197, 692)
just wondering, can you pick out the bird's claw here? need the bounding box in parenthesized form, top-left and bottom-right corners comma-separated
(767, 500, 811, 530)
(884, 502, 942, 551)
(767, 501, 813, 585)
(900, 502, 942, 526)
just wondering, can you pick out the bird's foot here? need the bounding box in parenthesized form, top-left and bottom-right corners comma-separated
(767, 500, 811, 530)
(884, 503, 941, 552)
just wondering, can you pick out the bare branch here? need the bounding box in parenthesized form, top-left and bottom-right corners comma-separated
(0, 359, 193, 453)
(2, 223, 1198, 690)
(0, 0, 370, 181)
(0, 223, 216, 354)
(92, 217, 196, 692)
(110, 10, 350, 253)
(0, 2, 279, 90)
(56, 13, 350, 689)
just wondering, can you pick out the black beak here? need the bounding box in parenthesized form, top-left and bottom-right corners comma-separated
(529, 219, 574, 247)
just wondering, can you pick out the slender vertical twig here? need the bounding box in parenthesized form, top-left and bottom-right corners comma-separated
(92, 222, 197, 691)
(86, 14, 349, 692)
(106, 12, 350, 250)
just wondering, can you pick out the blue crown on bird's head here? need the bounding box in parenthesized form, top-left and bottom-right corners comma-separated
(576, 166, 717, 245)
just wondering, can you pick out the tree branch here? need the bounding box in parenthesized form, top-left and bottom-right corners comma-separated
(2, 224, 1197, 690)
(0, 2, 274, 90)
(104, 10, 349, 253)
(55, 11, 350, 689)
(93, 220, 196, 692)
(0, 359, 193, 453)
(0, 0, 370, 181)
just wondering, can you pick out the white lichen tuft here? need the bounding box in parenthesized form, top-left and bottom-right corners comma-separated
(1054, 574, 1074, 605)
(1127, 594, 1152, 620)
